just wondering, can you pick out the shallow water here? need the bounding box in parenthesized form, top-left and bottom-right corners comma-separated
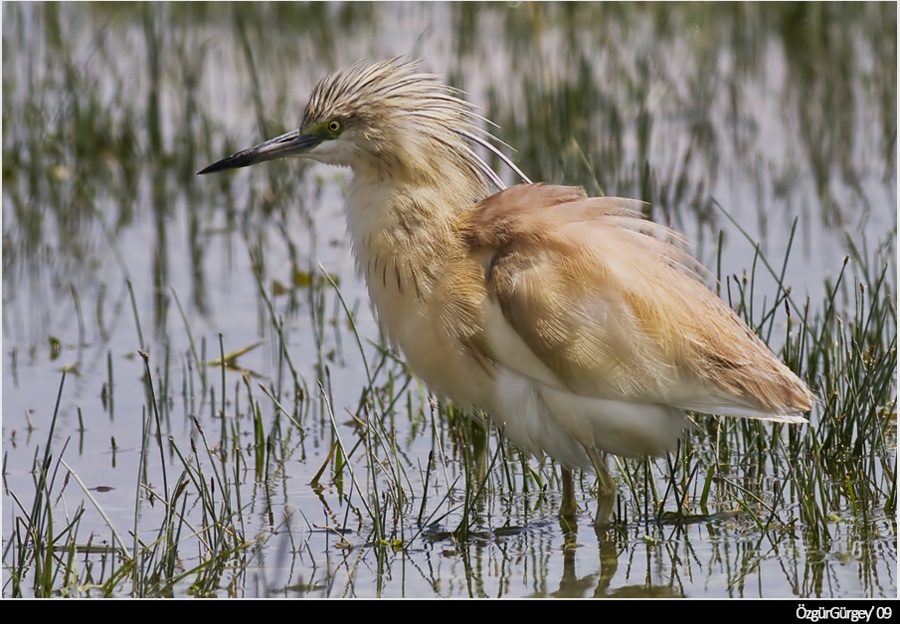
(2, 2, 896, 598)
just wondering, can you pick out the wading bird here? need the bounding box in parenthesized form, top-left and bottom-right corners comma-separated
(199, 58, 812, 527)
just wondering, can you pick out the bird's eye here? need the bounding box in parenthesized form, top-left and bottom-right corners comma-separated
(327, 120, 342, 134)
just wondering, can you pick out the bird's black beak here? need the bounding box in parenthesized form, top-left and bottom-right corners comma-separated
(197, 129, 321, 174)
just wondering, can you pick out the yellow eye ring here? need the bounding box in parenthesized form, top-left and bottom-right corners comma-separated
(328, 120, 342, 133)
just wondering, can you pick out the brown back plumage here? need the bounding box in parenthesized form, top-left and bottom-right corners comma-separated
(463, 183, 812, 420)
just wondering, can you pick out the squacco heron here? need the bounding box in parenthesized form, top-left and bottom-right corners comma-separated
(199, 59, 813, 527)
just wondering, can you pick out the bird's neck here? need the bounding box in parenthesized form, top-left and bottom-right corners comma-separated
(345, 171, 482, 300)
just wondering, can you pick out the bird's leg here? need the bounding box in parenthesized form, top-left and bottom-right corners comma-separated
(559, 467, 578, 521)
(587, 447, 616, 530)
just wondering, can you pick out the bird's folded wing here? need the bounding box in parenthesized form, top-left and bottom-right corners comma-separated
(463, 183, 812, 420)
